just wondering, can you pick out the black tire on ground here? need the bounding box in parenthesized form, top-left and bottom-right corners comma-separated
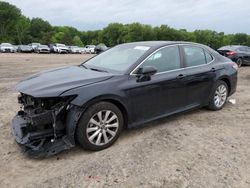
(76, 101, 124, 151)
(236, 58, 243, 67)
(207, 80, 229, 111)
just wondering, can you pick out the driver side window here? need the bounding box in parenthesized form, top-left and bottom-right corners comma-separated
(139, 46, 181, 73)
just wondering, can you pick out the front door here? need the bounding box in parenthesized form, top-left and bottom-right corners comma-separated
(126, 45, 187, 123)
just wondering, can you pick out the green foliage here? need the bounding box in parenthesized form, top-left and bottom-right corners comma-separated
(1, 1, 250, 49)
(0, 1, 21, 42)
(72, 35, 83, 46)
(232, 33, 248, 45)
(29, 18, 52, 43)
(15, 16, 31, 44)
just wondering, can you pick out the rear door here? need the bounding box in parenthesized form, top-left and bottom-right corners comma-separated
(181, 45, 216, 107)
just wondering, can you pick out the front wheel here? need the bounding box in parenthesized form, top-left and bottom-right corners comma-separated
(207, 81, 228, 111)
(76, 102, 124, 151)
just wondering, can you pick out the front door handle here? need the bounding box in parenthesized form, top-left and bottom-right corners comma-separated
(176, 74, 186, 79)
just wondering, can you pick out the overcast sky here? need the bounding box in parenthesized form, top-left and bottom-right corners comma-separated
(4, 0, 250, 34)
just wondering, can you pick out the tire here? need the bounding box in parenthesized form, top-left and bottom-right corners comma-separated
(207, 80, 228, 111)
(76, 101, 124, 151)
(236, 58, 243, 67)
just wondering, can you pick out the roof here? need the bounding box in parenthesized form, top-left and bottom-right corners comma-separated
(218, 45, 248, 50)
(121, 41, 205, 48)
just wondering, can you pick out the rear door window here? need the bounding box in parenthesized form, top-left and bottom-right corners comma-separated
(183, 46, 207, 67)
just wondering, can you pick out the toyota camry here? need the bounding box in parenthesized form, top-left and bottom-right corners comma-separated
(11, 41, 238, 157)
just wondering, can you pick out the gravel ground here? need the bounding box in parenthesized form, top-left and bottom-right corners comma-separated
(0, 53, 250, 188)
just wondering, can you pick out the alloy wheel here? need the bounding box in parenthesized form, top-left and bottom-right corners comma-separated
(86, 110, 119, 146)
(214, 84, 228, 108)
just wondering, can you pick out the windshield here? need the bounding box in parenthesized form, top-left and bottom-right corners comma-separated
(57, 44, 66, 47)
(84, 44, 150, 73)
(39, 45, 48, 48)
(1, 43, 12, 46)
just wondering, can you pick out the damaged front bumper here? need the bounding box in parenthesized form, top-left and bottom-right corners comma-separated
(11, 94, 81, 158)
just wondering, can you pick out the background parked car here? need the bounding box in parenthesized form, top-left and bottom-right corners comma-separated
(94, 43, 108, 54)
(217, 45, 250, 67)
(28, 43, 41, 52)
(53, 43, 68, 54)
(0, 43, 15, 53)
(68, 46, 82, 54)
(13, 45, 18, 53)
(48, 44, 56, 53)
(34, 45, 50, 53)
(17, 45, 33, 53)
(83, 45, 96, 54)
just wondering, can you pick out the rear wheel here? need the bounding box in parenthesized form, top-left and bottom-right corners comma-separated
(207, 81, 228, 111)
(77, 102, 124, 151)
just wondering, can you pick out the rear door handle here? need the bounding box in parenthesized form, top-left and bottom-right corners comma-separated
(210, 67, 216, 72)
(176, 74, 186, 79)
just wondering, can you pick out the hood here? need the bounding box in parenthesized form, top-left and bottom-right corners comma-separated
(58, 47, 68, 50)
(16, 66, 114, 97)
(38, 46, 49, 50)
(1, 46, 13, 49)
(21, 46, 31, 49)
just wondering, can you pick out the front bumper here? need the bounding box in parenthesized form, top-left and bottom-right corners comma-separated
(12, 111, 55, 145)
(11, 109, 74, 157)
(1, 48, 14, 53)
(38, 49, 50, 53)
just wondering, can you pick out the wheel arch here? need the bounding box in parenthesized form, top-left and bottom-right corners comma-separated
(219, 77, 231, 94)
(78, 95, 129, 129)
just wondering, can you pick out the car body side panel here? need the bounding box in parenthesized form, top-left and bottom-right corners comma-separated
(60, 75, 132, 120)
(125, 70, 188, 123)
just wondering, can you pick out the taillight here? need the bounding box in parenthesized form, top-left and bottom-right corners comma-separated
(226, 51, 236, 56)
(231, 62, 238, 71)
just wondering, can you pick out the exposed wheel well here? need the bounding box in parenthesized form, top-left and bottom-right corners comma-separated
(220, 78, 231, 94)
(104, 99, 128, 129)
(81, 98, 129, 129)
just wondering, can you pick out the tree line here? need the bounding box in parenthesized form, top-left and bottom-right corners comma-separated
(1, 1, 250, 49)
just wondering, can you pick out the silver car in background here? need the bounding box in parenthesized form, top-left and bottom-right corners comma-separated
(83, 45, 96, 54)
(53, 43, 68, 54)
(29, 43, 41, 52)
(34, 45, 50, 53)
(68, 46, 82, 54)
(0, 43, 15, 53)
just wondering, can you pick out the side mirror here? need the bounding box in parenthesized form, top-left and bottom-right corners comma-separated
(136, 66, 157, 82)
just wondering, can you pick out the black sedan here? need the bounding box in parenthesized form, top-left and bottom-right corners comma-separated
(12, 41, 238, 157)
(218, 45, 250, 67)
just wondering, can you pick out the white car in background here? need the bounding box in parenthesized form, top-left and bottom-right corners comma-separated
(53, 43, 68, 54)
(83, 45, 96, 54)
(0, 43, 15, 53)
(68, 46, 82, 54)
(29, 43, 41, 51)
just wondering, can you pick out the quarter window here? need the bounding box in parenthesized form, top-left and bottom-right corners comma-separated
(183, 46, 206, 67)
(139, 46, 181, 73)
(205, 51, 213, 62)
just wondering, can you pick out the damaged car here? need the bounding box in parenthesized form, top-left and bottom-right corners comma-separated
(12, 41, 238, 157)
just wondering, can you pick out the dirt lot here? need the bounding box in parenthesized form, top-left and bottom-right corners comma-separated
(0, 53, 250, 188)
